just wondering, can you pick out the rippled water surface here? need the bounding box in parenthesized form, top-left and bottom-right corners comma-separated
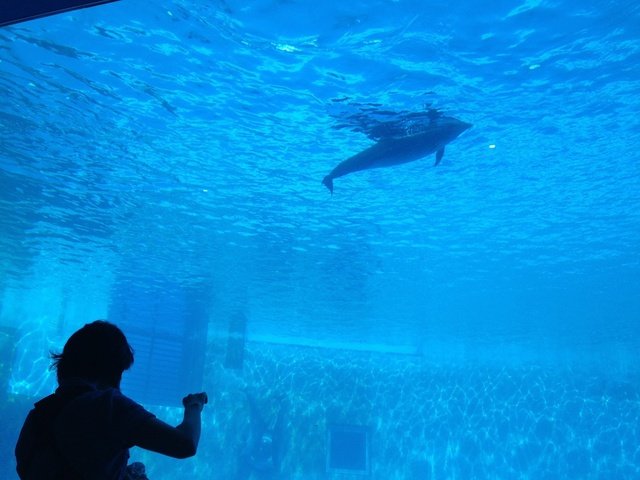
(1, 1, 639, 478)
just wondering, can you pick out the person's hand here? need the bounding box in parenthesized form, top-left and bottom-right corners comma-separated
(182, 392, 208, 411)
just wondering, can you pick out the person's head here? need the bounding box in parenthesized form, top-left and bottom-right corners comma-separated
(51, 320, 134, 388)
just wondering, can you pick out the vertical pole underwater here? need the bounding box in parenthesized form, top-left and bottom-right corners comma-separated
(224, 311, 247, 370)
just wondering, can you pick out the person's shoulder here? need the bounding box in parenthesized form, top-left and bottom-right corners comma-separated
(107, 389, 156, 420)
(66, 387, 143, 415)
(101, 388, 145, 408)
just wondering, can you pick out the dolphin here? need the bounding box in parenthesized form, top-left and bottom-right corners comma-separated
(322, 115, 471, 193)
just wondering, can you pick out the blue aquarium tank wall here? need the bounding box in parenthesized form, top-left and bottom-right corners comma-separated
(1, 0, 640, 479)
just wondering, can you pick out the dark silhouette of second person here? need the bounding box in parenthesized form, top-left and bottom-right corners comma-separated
(236, 391, 288, 480)
(15, 320, 208, 480)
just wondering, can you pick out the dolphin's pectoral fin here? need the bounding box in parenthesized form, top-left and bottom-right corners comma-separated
(322, 175, 334, 194)
(435, 147, 445, 166)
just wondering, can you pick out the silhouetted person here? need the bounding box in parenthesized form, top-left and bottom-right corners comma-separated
(15, 320, 208, 480)
(236, 391, 288, 480)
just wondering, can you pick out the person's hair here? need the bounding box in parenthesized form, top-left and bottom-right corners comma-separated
(51, 320, 134, 388)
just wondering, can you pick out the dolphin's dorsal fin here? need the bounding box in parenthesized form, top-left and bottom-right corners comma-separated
(435, 147, 445, 166)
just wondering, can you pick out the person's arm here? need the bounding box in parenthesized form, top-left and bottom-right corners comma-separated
(130, 392, 208, 458)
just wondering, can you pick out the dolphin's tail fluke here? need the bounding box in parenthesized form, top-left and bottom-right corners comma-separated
(322, 175, 334, 194)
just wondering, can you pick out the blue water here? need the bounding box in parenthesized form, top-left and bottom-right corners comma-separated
(1, 0, 639, 478)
